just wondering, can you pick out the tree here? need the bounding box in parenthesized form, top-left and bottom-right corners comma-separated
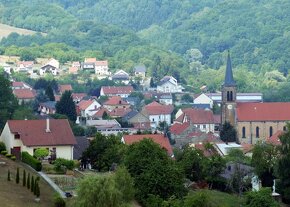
(23, 169, 26, 187)
(16, 167, 19, 184)
(55, 91, 76, 122)
(124, 139, 186, 203)
(181, 94, 193, 103)
(184, 191, 215, 207)
(82, 133, 126, 172)
(114, 166, 135, 202)
(76, 175, 122, 207)
(276, 123, 290, 203)
(244, 188, 279, 207)
(220, 122, 237, 143)
(34, 148, 49, 160)
(252, 143, 278, 187)
(0, 74, 18, 131)
(45, 85, 55, 101)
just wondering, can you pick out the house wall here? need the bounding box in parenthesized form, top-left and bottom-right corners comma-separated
(83, 101, 101, 118)
(95, 66, 109, 75)
(0, 123, 23, 154)
(194, 123, 215, 133)
(129, 113, 150, 123)
(157, 82, 177, 93)
(149, 114, 171, 128)
(237, 121, 287, 144)
(103, 104, 130, 111)
(194, 94, 213, 108)
(159, 98, 173, 105)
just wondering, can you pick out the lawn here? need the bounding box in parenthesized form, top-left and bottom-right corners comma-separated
(0, 155, 55, 207)
(0, 23, 38, 39)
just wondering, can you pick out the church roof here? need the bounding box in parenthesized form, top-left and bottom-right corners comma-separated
(223, 52, 236, 87)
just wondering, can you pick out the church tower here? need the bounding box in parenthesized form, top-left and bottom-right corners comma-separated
(221, 51, 237, 127)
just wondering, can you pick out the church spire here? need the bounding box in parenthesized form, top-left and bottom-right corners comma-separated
(224, 51, 236, 86)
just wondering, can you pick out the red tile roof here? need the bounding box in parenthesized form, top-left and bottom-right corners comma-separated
(93, 107, 109, 118)
(194, 143, 217, 157)
(59, 84, 73, 93)
(17, 61, 34, 67)
(170, 122, 190, 135)
(109, 108, 132, 117)
(12, 81, 25, 87)
(182, 108, 215, 124)
(266, 130, 283, 146)
(69, 67, 79, 74)
(72, 93, 87, 101)
(102, 86, 134, 95)
(104, 96, 130, 105)
(7, 119, 76, 146)
(95, 60, 108, 66)
(78, 100, 95, 111)
(123, 134, 173, 155)
(144, 101, 174, 115)
(85, 58, 97, 63)
(132, 122, 151, 130)
(13, 89, 36, 99)
(213, 115, 221, 124)
(237, 102, 290, 121)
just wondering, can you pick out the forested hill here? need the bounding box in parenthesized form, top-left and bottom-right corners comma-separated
(1, 0, 290, 100)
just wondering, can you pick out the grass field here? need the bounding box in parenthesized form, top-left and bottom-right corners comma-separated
(0, 23, 38, 39)
(0, 155, 55, 207)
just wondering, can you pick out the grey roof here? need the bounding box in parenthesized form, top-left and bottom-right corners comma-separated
(158, 76, 172, 86)
(220, 162, 253, 180)
(122, 110, 139, 122)
(192, 104, 211, 109)
(223, 52, 236, 87)
(112, 74, 129, 80)
(40, 101, 56, 109)
(73, 136, 90, 160)
(134, 65, 146, 73)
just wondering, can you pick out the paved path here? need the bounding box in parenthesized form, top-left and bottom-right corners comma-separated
(38, 171, 66, 198)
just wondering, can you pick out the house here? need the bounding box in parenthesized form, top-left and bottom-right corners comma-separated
(122, 111, 151, 130)
(134, 65, 146, 78)
(58, 84, 73, 94)
(141, 101, 174, 128)
(112, 70, 130, 84)
(122, 134, 173, 156)
(100, 86, 134, 98)
(175, 108, 216, 133)
(152, 93, 173, 105)
(68, 67, 79, 74)
(40, 58, 60, 76)
(194, 93, 214, 108)
(266, 130, 283, 146)
(215, 143, 243, 156)
(11, 81, 33, 90)
(157, 76, 184, 93)
(95, 60, 110, 76)
(103, 96, 131, 111)
(71, 93, 87, 104)
(39, 101, 56, 115)
(72, 61, 81, 68)
(92, 107, 110, 120)
(109, 108, 132, 118)
(77, 99, 101, 120)
(0, 119, 76, 160)
(13, 89, 36, 104)
(15, 61, 34, 73)
(0, 62, 13, 74)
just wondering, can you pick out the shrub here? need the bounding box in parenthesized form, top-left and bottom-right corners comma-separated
(0, 142, 6, 152)
(11, 156, 16, 161)
(5, 154, 12, 158)
(53, 158, 75, 173)
(1, 150, 7, 155)
(22, 152, 42, 171)
(53, 194, 66, 207)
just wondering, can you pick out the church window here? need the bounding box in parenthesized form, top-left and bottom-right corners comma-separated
(242, 127, 246, 138)
(230, 91, 233, 101)
(227, 91, 230, 101)
(269, 126, 273, 137)
(256, 127, 259, 138)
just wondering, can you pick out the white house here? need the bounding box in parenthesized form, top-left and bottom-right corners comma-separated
(157, 76, 184, 93)
(141, 101, 174, 128)
(15, 61, 34, 74)
(40, 59, 60, 76)
(111, 70, 130, 84)
(0, 119, 76, 160)
(11, 81, 33, 90)
(95, 60, 110, 76)
(100, 86, 134, 98)
(194, 93, 214, 108)
(0, 62, 13, 74)
(77, 99, 101, 120)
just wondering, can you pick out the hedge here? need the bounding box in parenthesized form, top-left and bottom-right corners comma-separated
(22, 152, 42, 171)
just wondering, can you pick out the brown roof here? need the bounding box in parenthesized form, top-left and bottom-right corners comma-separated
(7, 119, 76, 146)
(78, 100, 94, 111)
(13, 89, 36, 99)
(182, 108, 215, 124)
(237, 102, 290, 121)
(123, 134, 173, 155)
(143, 101, 174, 115)
(17, 61, 34, 67)
(59, 84, 73, 93)
(85, 58, 97, 63)
(109, 108, 132, 117)
(72, 93, 87, 100)
(93, 107, 109, 118)
(266, 130, 283, 146)
(170, 122, 190, 135)
(104, 96, 130, 105)
(132, 122, 151, 130)
(95, 60, 108, 66)
(102, 86, 134, 95)
(69, 67, 79, 74)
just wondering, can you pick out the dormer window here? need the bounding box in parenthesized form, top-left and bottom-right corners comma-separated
(14, 133, 20, 139)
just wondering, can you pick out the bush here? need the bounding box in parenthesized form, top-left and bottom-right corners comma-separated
(53, 194, 66, 207)
(11, 156, 16, 161)
(5, 154, 12, 158)
(0, 142, 6, 152)
(22, 152, 42, 171)
(1, 150, 7, 155)
(53, 158, 75, 173)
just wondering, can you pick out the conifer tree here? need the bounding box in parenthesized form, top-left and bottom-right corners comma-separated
(23, 170, 26, 187)
(31, 176, 34, 193)
(16, 167, 19, 184)
(27, 173, 30, 189)
(45, 85, 55, 101)
(55, 91, 76, 122)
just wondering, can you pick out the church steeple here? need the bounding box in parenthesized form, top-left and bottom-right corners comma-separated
(224, 51, 236, 87)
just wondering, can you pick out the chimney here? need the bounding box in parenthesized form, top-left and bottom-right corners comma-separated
(46, 118, 51, 133)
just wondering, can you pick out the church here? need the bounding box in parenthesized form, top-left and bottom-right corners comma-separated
(221, 52, 290, 144)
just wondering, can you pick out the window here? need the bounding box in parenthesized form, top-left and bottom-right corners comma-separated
(203, 125, 206, 129)
(14, 133, 20, 139)
(242, 127, 246, 138)
(269, 126, 273, 137)
(227, 91, 230, 101)
(283, 126, 287, 131)
(230, 91, 233, 101)
(256, 127, 260, 138)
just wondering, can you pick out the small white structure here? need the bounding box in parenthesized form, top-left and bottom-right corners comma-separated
(194, 93, 214, 108)
(157, 76, 184, 93)
(40, 58, 60, 76)
(215, 143, 243, 156)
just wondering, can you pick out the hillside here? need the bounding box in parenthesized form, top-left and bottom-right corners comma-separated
(0, 23, 38, 39)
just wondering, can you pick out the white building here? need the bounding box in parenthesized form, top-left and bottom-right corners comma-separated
(194, 93, 214, 108)
(77, 99, 101, 120)
(157, 76, 184, 93)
